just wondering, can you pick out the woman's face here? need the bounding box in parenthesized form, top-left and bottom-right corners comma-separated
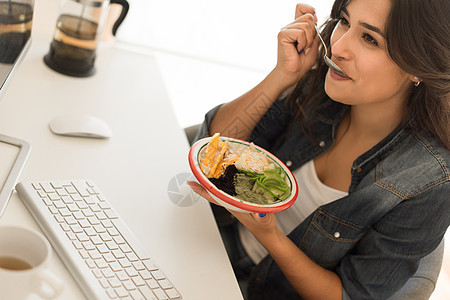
(324, 0, 413, 109)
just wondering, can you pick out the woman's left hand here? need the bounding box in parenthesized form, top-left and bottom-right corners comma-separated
(187, 181, 279, 239)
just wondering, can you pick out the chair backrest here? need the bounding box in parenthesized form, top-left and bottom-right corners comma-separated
(387, 238, 445, 300)
(184, 124, 201, 146)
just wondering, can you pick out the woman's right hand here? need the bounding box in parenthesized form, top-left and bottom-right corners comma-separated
(273, 4, 320, 88)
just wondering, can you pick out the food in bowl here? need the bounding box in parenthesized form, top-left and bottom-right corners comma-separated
(191, 133, 296, 208)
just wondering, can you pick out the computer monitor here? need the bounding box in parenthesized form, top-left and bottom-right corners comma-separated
(0, 0, 34, 217)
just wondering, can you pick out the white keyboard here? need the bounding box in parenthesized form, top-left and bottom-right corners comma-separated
(16, 180, 182, 300)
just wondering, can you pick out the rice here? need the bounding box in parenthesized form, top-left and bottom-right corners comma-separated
(226, 142, 275, 173)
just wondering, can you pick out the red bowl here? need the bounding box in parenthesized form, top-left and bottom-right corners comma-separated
(188, 136, 298, 213)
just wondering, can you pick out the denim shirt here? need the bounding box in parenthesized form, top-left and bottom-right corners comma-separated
(194, 97, 450, 299)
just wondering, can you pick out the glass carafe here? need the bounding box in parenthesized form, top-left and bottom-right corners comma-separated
(44, 0, 128, 77)
(0, 0, 34, 64)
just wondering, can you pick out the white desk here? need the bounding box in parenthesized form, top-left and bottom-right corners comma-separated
(0, 2, 243, 299)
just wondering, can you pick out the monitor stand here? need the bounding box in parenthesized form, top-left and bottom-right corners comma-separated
(0, 134, 31, 217)
(0, 38, 33, 218)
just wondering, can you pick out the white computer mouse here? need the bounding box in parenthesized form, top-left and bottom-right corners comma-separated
(49, 114, 113, 139)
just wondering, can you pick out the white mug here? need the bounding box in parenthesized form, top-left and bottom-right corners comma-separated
(0, 226, 64, 299)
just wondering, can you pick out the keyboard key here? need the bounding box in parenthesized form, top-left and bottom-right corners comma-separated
(96, 211, 108, 220)
(116, 270, 129, 281)
(90, 218, 102, 226)
(139, 286, 158, 300)
(105, 288, 117, 299)
(67, 203, 79, 212)
(102, 268, 116, 278)
(108, 277, 122, 288)
(97, 244, 110, 254)
(100, 233, 113, 241)
(130, 289, 146, 300)
(56, 188, 68, 196)
(71, 193, 83, 201)
(40, 182, 55, 193)
(58, 208, 71, 217)
(95, 259, 109, 269)
(106, 241, 119, 250)
(79, 250, 90, 259)
(66, 232, 77, 240)
(152, 288, 169, 300)
(99, 278, 110, 289)
(61, 195, 73, 204)
(73, 240, 83, 249)
(84, 196, 97, 205)
(70, 224, 83, 233)
(48, 206, 58, 214)
(88, 250, 102, 260)
(82, 208, 95, 217)
(105, 209, 118, 219)
(43, 198, 53, 206)
(146, 278, 159, 289)
(131, 276, 146, 287)
(143, 260, 158, 271)
(119, 244, 132, 253)
(123, 280, 137, 291)
(113, 235, 126, 245)
(76, 232, 89, 242)
(53, 200, 65, 209)
(59, 223, 70, 231)
(132, 261, 145, 271)
(158, 279, 173, 290)
(86, 259, 97, 269)
(151, 270, 166, 280)
(92, 269, 103, 279)
(101, 219, 113, 228)
(110, 261, 122, 272)
(76, 201, 88, 209)
(165, 288, 181, 299)
(112, 250, 125, 259)
(139, 270, 152, 280)
(49, 193, 60, 201)
(125, 267, 139, 277)
(82, 241, 96, 251)
(119, 259, 132, 268)
(73, 181, 90, 197)
(64, 216, 77, 225)
(115, 286, 129, 298)
(85, 227, 97, 236)
(103, 253, 116, 263)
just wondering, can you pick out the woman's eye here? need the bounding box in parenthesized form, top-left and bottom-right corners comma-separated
(362, 33, 379, 46)
(338, 16, 350, 27)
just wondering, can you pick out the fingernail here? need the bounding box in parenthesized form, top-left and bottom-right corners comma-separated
(304, 47, 311, 55)
(259, 213, 266, 217)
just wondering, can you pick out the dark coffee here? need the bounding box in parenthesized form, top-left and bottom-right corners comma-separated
(0, 1, 33, 64)
(44, 14, 99, 77)
(0, 256, 33, 271)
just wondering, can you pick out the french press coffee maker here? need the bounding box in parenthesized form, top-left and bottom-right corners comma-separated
(44, 0, 129, 77)
(0, 0, 34, 64)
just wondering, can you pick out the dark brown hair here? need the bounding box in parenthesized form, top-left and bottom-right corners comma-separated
(287, 0, 450, 149)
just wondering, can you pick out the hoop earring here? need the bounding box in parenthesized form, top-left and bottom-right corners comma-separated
(414, 76, 421, 87)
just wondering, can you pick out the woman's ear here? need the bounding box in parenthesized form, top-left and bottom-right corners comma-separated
(410, 75, 422, 87)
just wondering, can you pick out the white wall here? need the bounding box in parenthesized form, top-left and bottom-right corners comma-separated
(117, 1, 334, 71)
(114, 1, 334, 127)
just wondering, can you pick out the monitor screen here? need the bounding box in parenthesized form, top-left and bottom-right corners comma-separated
(0, 0, 33, 99)
(0, 0, 33, 217)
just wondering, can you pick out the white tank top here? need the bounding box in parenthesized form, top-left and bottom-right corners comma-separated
(238, 160, 348, 264)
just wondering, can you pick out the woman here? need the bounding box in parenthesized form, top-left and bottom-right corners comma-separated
(189, 0, 449, 299)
